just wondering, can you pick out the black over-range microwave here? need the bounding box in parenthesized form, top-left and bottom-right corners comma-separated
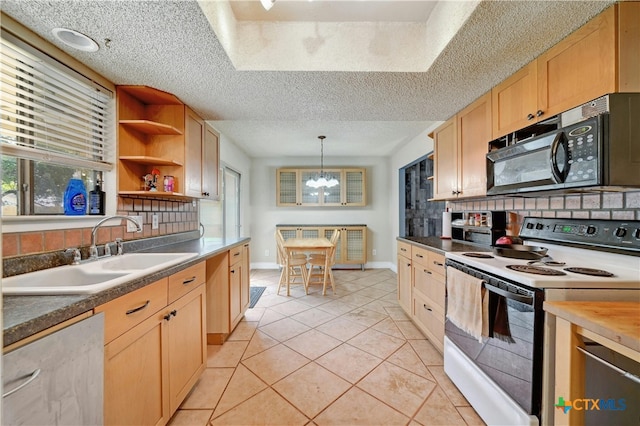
(486, 93, 640, 196)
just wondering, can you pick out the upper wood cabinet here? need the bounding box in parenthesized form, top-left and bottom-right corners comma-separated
(276, 168, 366, 207)
(433, 92, 491, 200)
(492, 2, 640, 139)
(116, 85, 219, 200)
(184, 111, 220, 200)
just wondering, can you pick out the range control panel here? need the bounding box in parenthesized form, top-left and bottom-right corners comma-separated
(520, 217, 640, 253)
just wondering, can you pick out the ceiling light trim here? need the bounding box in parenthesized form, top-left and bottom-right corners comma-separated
(51, 27, 99, 52)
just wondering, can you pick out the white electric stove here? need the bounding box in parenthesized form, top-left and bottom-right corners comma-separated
(443, 217, 640, 426)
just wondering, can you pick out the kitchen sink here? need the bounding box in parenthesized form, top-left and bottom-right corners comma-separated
(97, 252, 197, 271)
(2, 252, 199, 295)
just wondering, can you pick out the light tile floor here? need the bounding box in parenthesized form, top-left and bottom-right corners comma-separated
(168, 268, 485, 426)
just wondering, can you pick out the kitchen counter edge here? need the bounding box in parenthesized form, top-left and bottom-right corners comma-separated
(3, 237, 251, 347)
(397, 236, 491, 255)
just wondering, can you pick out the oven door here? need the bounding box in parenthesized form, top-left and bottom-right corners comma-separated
(443, 262, 545, 420)
(487, 131, 570, 195)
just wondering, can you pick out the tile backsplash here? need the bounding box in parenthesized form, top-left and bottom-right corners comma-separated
(2, 196, 199, 258)
(447, 190, 640, 235)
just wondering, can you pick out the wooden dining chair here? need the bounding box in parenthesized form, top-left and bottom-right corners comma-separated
(306, 229, 340, 295)
(275, 231, 308, 296)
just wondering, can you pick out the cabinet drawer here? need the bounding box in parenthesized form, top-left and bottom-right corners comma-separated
(169, 262, 206, 303)
(397, 241, 411, 259)
(96, 278, 168, 344)
(412, 246, 431, 267)
(413, 292, 445, 349)
(429, 252, 446, 277)
(229, 246, 243, 265)
(413, 267, 446, 313)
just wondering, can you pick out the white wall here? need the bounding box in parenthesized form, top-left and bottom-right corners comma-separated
(249, 156, 392, 269)
(387, 123, 442, 272)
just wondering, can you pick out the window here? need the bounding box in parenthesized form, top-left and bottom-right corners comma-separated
(0, 30, 113, 216)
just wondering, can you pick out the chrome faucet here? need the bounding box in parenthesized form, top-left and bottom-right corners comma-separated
(90, 215, 142, 260)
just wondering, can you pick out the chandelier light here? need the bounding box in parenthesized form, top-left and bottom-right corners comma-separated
(306, 135, 339, 189)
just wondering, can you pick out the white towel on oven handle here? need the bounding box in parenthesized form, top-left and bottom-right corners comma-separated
(446, 267, 489, 342)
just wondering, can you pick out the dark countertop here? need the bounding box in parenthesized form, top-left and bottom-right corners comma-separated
(398, 236, 491, 255)
(3, 236, 250, 347)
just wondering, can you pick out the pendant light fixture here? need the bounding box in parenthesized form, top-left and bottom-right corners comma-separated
(260, 0, 276, 11)
(306, 135, 339, 189)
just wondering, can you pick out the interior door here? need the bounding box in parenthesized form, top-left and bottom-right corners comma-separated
(223, 167, 241, 239)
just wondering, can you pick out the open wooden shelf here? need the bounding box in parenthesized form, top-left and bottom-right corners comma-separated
(119, 120, 182, 135)
(118, 85, 183, 105)
(118, 191, 187, 200)
(119, 156, 183, 167)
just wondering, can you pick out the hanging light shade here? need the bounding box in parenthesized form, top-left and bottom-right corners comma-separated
(306, 136, 339, 188)
(260, 0, 276, 11)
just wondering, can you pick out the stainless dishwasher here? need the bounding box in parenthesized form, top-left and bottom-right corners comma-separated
(3, 313, 104, 425)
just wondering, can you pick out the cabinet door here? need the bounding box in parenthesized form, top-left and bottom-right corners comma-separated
(343, 169, 366, 206)
(184, 107, 204, 198)
(105, 311, 169, 426)
(397, 254, 412, 314)
(202, 124, 220, 200)
(300, 227, 320, 239)
(320, 168, 343, 206)
(168, 284, 207, 413)
(229, 260, 243, 328)
(3, 314, 104, 426)
(432, 117, 458, 200)
(537, 6, 616, 119)
(299, 170, 321, 205)
(276, 169, 299, 206)
(241, 243, 251, 313)
(491, 61, 538, 139)
(457, 92, 490, 198)
(342, 227, 366, 264)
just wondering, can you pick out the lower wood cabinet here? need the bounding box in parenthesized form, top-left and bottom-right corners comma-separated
(396, 240, 446, 353)
(206, 243, 251, 344)
(98, 262, 207, 426)
(397, 241, 412, 313)
(277, 225, 367, 268)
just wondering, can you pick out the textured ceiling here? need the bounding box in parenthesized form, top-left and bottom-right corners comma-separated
(0, 0, 614, 158)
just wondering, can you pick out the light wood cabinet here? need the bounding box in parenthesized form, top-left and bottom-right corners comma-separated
(432, 92, 490, 200)
(397, 241, 412, 313)
(492, 2, 640, 139)
(277, 225, 368, 268)
(205, 243, 251, 344)
(99, 263, 207, 425)
(396, 241, 446, 353)
(116, 85, 219, 200)
(276, 168, 366, 207)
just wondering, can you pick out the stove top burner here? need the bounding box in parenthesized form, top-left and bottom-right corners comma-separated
(564, 267, 615, 277)
(463, 253, 494, 259)
(506, 265, 567, 276)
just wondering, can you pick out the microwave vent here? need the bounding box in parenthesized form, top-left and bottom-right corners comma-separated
(561, 95, 610, 126)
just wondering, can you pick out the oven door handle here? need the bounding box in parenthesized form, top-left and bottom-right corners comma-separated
(483, 281, 533, 305)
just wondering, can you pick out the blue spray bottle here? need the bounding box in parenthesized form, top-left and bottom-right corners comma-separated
(63, 171, 87, 215)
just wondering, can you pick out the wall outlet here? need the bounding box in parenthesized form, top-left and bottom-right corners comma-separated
(265, 249, 269, 257)
(372, 249, 377, 256)
(127, 215, 143, 232)
(152, 214, 159, 230)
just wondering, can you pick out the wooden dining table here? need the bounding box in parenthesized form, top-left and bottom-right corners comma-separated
(282, 237, 333, 293)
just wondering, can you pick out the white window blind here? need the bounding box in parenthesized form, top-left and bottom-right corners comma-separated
(0, 30, 113, 171)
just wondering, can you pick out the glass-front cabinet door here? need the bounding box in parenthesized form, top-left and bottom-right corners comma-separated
(277, 169, 299, 206)
(343, 169, 366, 206)
(299, 170, 321, 205)
(321, 169, 342, 206)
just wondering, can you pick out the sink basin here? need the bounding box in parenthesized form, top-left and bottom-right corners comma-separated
(2, 252, 199, 295)
(98, 253, 196, 271)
